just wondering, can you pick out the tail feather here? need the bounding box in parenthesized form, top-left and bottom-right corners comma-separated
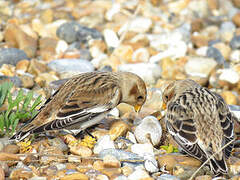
(210, 158, 228, 175)
(10, 131, 31, 142)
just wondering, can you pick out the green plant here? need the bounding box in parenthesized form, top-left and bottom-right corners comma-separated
(0, 82, 42, 137)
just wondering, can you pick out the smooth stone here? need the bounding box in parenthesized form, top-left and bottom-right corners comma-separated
(184, 57, 217, 78)
(131, 143, 154, 156)
(206, 46, 225, 65)
(118, 63, 161, 85)
(220, 21, 236, 42)
(48, 59, 94, 77)
(230, 50, 240, 63)
(0, 48, 29, 66)
(218, 68, 240, 84)
(134, 116, 162, 146)
(0, 137, 11, 151)
(230, 35, 240, 49)
(132, 48, 149, 62)
(157, 174, 180, 180)
(103, 29, 119, 48)
(143, 154, 159, 173)
(128, 168, 150, 180)
(93, 135, 115, 154)
(113, 175, 128, 180)
(48, 137, 68, 152)
(56, 21, 102, 44)
(118, 17, 152, 34)
(99, 148, 142, 161)
(29, 177, 47, 180)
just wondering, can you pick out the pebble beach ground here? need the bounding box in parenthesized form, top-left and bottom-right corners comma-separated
(1, 0, 240, 179)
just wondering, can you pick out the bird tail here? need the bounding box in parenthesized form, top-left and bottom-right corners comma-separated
(209, 158, 228, 176)
(9, 130, 32, 142)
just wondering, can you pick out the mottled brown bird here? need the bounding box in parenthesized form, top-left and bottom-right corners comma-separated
(11, 71, 147, 142)
(162, 79, 235, 175)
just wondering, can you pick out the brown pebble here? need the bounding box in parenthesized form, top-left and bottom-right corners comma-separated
(109, 120, 130, 141)
(60, 172, 88, 180)
(2, 144, 19, 154)
(103, 155, 121, 168)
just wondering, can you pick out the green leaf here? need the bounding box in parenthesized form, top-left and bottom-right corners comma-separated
(22, 91, 33, 111)
(30, 95, 42, 112)
(0, 82, 13, 107)
(0, 114, 4, 133)
(11, 118, 19, 136)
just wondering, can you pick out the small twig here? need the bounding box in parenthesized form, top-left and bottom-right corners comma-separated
(189, 139, 235, 180)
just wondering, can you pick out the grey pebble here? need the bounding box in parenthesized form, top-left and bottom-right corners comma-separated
(0, 48, 29, 67)
(57, 21, 102, 44)
(230, 35, 240, 49)
(48, 59, 94, 76)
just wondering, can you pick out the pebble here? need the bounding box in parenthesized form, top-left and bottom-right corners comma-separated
(69, 144, 92, 157)
(118, 17, 152, 34)
(143, 154, 159, 173)
(0, 48, 29, 67)
(109, 120, 130, 141)
(2, 144, 19, 154)
(99, 148, 142, 161)
(103, 29, 119, 48)
(218, 68, 240, 84)
(48, 137, 69, 152)
(127, 168, 150, 180)
(157, 174, 180, 180)
(60, 172, 88, 180)
(93, 135, 115, 154)
(47, 59, 94, 78)
(132, 48, 150, 63)
(57, 21, 102, 44)
(134, 116, 162, 146)
(230, 35, 240, 49)
(206, 46, 225, 65)
(184, 57, 217, 78)
(220, 21, 236, 42)
(118, 63, 162, 85)
(103, 155, 121, 168)
(230, 50, 240, 63)
(131, 143, 154, 157)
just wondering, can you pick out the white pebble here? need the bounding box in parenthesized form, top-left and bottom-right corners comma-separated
(218, 68, 240, 84)
(118, 17, 152, 34)
(134, 116, 162, 146)
(132, 48, 149, 62)
(128, 169, 150, 180)
(230, 50, 240, 63)
(184, 57, 217, 78)
(103, 29, 120, 48)
(131, 143, 154, 156)
(105, 3, 121, 21)
(56, 40, 68, 54)
(93, 135, 115, 154)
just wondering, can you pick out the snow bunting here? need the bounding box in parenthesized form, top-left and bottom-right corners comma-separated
(11, 71, 147, 142)
(162, 79, 235, 176)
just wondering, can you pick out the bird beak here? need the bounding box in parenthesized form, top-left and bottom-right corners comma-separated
(162, 102, 167, 110)
(134, 105, 142, 113)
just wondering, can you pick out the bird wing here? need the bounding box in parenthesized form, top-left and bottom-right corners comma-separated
(34, 83, 121, 132)
(166, 101, 208, 162)
(212, 92, 235, 159)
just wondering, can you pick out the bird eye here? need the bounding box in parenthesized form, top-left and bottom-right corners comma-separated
(165, 95, 168, 100)
(137, 96, 144, 101)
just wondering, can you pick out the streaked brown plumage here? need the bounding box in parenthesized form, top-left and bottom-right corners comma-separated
(162, 79, 235, 176)
(11, 71, 147, 142)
